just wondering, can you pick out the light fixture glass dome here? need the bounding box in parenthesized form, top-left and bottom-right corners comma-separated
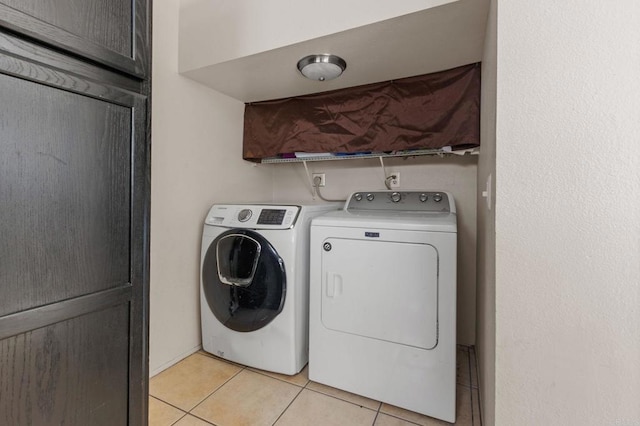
(297, 54, 347, 81)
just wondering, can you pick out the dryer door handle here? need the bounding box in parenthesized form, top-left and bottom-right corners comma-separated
(325, 273, 343, 298)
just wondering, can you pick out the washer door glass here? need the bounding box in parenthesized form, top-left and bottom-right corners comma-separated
(202, 229, 286, 332)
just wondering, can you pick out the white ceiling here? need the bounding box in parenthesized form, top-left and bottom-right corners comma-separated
(179, 0, 490, 103)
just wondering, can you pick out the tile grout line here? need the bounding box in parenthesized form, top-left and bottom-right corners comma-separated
(307, 386, 379, 409)
(270, 385, 305, 425)
(272, 381, 383, 425)
(186, 411, 218, 426)
(187, 364, 248, 414)
(181, 355, 312, 425)
(371, 410, 380, 426)
(254, 363, 388, 422)
(154, 351, 248, 414)
(149, 394, 214, 426)
(373, 393, 382, 426)
(377, 412, 423, 426)
(168, 411, 188, 426)
(268, 370, 313, 424)
(248, 367, 310, 388)
(154, 350, 472, 426)
(185, 361, 309, 426)
(149, 395, 188, 417)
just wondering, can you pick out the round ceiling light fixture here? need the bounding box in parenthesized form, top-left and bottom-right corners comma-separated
(297, 54, 347, 81)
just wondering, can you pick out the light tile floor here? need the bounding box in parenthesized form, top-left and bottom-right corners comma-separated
(149, 345, 481, 426)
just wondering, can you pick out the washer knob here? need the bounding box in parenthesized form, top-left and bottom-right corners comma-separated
(433, 193, 443, 203)
(419, 193, 428, 202)
(390, 192, 401, 203)
(354, 193, 363, 201)
(237, 209, 252, 222)
(366, 193, 375, 201)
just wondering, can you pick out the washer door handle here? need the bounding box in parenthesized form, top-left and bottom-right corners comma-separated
(216, 233, 262, 287)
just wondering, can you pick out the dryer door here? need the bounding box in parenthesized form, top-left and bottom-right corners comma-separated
(202, 229, 286, 332)
(320, 238, 439, 349)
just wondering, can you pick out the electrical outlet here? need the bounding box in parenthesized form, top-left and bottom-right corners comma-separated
(312, 173, 326, 187)
(389, 172, 400, 188)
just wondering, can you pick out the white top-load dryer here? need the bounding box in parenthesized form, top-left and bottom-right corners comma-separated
(309, 190, 457, 422)
(200, 202, 340, 375)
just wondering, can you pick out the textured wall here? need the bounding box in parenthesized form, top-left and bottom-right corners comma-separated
(150, 0, 273, 375)
(495, 1, 640, 424)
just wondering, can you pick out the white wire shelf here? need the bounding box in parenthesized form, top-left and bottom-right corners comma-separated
(259, 147, 477, 164)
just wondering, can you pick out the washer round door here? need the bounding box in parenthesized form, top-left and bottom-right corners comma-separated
(202, 229, 286, 332)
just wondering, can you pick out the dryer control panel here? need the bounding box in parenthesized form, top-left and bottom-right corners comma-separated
(347, 191, 451, 213)
(205, 204, 301, 229)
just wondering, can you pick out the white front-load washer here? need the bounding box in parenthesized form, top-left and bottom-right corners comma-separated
(200, 202, 340, 375)
(309, 191, 457, 422)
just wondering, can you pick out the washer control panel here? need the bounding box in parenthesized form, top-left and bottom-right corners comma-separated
(346, 191, 451, 212)
(256, 209, 287, 225)
(205, 205, 300, 229)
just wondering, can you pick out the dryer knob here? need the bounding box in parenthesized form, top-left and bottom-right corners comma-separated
(419, 193, 428, 202)
(390, 192, 401, 203)
(354, 193, 363, 201)
(366, 193, 375, 201)
(238, 209, 252, 222)
(433, 193, 443, 203)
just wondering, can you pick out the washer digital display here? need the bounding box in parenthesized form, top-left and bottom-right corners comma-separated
(257, 209, 286, 225)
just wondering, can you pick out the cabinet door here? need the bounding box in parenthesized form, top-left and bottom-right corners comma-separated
(0, 0, 149, 77)
(0, 30, 149, 425)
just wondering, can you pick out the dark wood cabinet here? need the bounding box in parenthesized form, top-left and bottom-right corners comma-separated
(0, 304, 131, 425)
(0, 0, 149, 76)
(0, 1, 150, 424)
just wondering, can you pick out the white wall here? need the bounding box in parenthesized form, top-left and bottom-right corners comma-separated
(271, 155, 478, 345)
(476, 0, 496, 424)
(494, 1, 640, 424)
(150, 0, 273, 375)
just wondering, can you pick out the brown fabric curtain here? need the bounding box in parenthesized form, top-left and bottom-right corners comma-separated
(243, 63, 480, 162)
